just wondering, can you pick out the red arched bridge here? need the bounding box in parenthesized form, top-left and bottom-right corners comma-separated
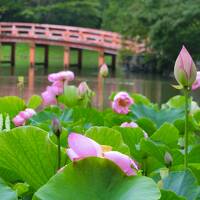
(0, 22, 146, 69)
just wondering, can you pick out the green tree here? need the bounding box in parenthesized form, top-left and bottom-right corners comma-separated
(102, 0, 200, 71)
(0, 0, 102, 28)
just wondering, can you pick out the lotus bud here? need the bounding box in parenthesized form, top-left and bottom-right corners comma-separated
(164, 152, 173, 168)
(99, 64, 109, 77)
(78, 81, 89, 98)
(52, 118, 62, 137)
(174, 46, 197, 87)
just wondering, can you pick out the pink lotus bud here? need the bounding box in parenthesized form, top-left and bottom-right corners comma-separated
(174, 46, 197, 87)
(99, 64, 109, 77)
(192, 71, 200, 90)
(13, 115, 25, 126)
(52, 118, 62, 137)
(78, 81, 89, 97)
(164, 152, 173, 168)
(112, 92, 134, 114)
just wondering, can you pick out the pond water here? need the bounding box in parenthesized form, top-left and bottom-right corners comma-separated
(0, 64, 199, 108)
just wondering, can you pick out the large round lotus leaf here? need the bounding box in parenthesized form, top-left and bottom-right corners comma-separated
(34, 157, 161, 200)
(160, 190, 185, 200)
(163, 169, 200, 200)
(0, 126, 66, 190)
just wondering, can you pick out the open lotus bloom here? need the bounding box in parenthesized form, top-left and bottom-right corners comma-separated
(112, 92, 134, 114)
(174, 46, 197, 87)
(42, 71, 75, 106)
(66, 133, 138, 176)
(192, 71, 200, 90)
(13, 108, 36, 126)
(48, 71, 74, 83)
(41, 89, 57, 106)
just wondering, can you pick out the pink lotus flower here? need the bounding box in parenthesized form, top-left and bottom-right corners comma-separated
(51, 81, 64, 95)
(48, 71, 74, 83)
(66, 133, 138, 176)
(112, 92, 134, 114)
(13, 115, 26, 126)
(19, 108, 36, 120)
(174, 46, 197, 87)
(25, 108, 36, 116)
(13, 108, 36, 127)
(42, 71, 74, 106)
(192, 71, 200, 90)
(120, 121, 148, 138)
(104, 151, 138, 176)
(99, 63, 109, 77)
(19, 111, 30, 120)
(41, 90, 57, 106)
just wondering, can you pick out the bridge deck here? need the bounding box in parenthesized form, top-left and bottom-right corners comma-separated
(0, 22, 146, 68)
(0, 22, 123, 55)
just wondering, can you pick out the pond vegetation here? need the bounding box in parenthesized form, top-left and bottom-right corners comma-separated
(0, 46, 200, 199)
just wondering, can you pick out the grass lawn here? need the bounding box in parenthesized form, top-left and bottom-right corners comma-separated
(0, 44, 112, 70)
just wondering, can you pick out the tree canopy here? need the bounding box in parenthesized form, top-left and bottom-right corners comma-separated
(102, 0, 200, 69)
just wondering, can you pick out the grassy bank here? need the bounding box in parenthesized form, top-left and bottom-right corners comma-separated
(0, 44, 112, 70)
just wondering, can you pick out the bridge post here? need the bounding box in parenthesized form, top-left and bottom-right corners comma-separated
(77, 49, 82, 69)
(98, 50, 105, 67)
(29, 43, 35, 67)
(11, 43, 16, 67)
(64, 46, 70, 69)
(44, 45, 49, 69)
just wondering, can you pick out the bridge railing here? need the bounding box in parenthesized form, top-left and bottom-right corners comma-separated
(0, 22, 122, 50)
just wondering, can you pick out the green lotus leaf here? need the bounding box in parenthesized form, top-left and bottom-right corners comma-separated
(34, 157, 161, 200)
(0, 126, 66, 190)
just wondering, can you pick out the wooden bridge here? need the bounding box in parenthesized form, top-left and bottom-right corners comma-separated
(0, 22, 146, 69)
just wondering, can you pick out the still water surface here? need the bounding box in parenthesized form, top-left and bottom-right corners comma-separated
(0, 65, 199, 107)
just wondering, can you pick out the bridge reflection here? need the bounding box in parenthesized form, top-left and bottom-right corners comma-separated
(0, 65, 178, 107)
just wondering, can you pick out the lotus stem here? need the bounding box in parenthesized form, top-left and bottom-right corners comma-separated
(57, 135, 61, 170)
(184, 87, 190, 169)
